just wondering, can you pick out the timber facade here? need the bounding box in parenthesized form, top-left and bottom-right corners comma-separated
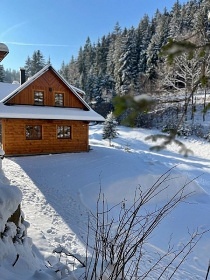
(6, 69, 86, 109)
(0, 65, 104, 156)
(2, 119, 89, 156)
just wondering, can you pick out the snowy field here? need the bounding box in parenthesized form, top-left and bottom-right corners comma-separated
(1, 124, 210, 279)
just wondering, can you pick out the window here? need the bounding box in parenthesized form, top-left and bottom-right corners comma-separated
(55, 93, 64, 107)
(57, 126, 71, 139)
(34, 91, 44, 105)
(26, 125, 42, 140)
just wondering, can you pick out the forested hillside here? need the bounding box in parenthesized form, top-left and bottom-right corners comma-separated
(58, 0, 209, 106)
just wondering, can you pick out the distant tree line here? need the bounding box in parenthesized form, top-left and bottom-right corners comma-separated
(0, 65, 19, 83)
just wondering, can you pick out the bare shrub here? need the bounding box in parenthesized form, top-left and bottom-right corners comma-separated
(82, 168, 207, 279)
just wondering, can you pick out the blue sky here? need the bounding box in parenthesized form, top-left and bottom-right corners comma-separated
(0, 0, 187, 71)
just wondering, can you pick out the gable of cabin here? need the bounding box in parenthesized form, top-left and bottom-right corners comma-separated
(5, 68, 87, 109)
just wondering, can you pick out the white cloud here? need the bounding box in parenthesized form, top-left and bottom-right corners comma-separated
(3, 41, 70, 47)
(0, 22, 27, 38)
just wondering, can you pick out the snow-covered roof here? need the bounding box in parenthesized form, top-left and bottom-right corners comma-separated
(0, 104, 104, 121)
(71, 85, 85, 96)
(0, 43, 9, 53)
(0, 82, 19, 102)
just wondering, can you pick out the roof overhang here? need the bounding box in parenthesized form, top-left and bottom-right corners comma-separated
(0, 43, 9, 62)
(0, 104, 105, 122)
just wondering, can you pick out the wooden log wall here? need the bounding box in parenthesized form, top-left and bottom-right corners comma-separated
(2, 119, 89, 156)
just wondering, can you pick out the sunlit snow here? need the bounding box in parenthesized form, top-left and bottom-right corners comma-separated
(1, 125, 210, 279)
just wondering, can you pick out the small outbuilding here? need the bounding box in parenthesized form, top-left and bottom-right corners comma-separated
(0, 64, 104, 156)
(0, 43, 9, 62)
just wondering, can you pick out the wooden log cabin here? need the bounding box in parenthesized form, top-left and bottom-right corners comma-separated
(0, 64, 104, 156)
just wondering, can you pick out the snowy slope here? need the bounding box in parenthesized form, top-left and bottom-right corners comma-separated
(1, 124, 210, 279)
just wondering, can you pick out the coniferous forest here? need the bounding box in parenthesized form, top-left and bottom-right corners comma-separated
(58, 0, 210, 103)
(1, 0, 210, 127)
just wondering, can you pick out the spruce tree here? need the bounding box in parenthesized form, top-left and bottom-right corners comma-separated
(146, 9, 170, 80)
(24, 50, 46, 77)
(137, 14, 152, 74)
(169, 0, 183, 37)
(118, 27, 139, 95)
(107, 23, 123, 96)
(59, 61, 69, 81)
(102, 112, 118, 146)
(67, 56, 80, 87)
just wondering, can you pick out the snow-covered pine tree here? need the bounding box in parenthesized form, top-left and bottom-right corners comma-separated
(107, 23, 123, 96)
(118, 27, 139, 95)
(59, 61, 69, 81)
(137, 14, 152, 74)
(102, 112, 118, 146)
(146, 8, 170, 80)
(169, 0, 183, 38)
(24, 50, 46, 77)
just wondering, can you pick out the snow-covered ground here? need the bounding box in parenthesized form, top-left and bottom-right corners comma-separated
(1, 124, 210, 279)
